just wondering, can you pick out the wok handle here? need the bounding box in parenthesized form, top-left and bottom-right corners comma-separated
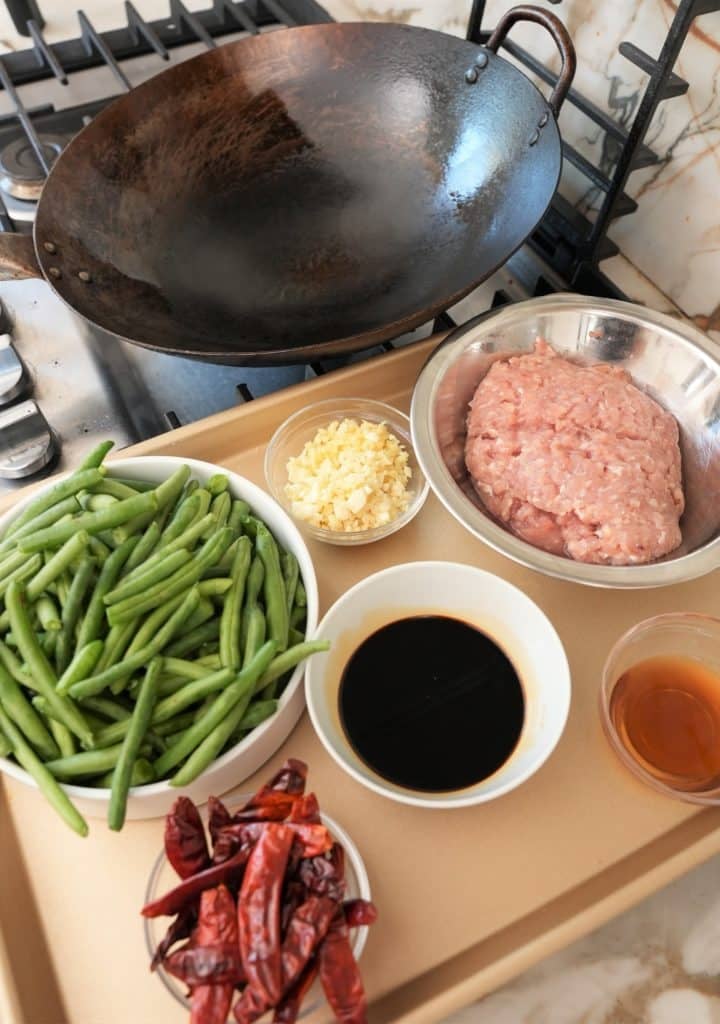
(0, 234, 41, 280)
(486, 5, 576, 117)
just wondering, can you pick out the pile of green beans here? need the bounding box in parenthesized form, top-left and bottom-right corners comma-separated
(0, 442, 328, 835)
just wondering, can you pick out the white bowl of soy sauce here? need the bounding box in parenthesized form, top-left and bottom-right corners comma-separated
(305, 561, 571, 808)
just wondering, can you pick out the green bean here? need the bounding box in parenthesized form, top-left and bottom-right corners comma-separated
(25, 532, 90, 601)
(111, 509, 156, 545)
(240, 698, 278, 730)
(110, 477, 155, 492)
(281, 552, 300, 615)
(121, 521, 161, 576)
(69, 588, 200, 699)
(45, 743, 124, 778)
(219, 535, 252, 671)
(197, 578, 232, 598)
(290, 604, 306, 630)
(49, 719, 76, 758)
(4, 468, 104, 542)
(242, 605, 266, 668)
(191, 489, 212, 523)
(207, 474, 229, 497)
(0, 640, 33, 689)
(157, 494, 200, 548)
(256, 524, 288, 654)
(84, 492, 118, 512)
(197, 653, 221, 669)
(91, 478, 140, 500)
(241, 515, 260, 539)
(216, 537, 240, 575)
(95, 757, 154, 789)
(104, 549, 192, 605)
(164, 619, 220, 659)
(81, 695, 131, 722)
(228, 499, 250, 534)
(153, 513, 216, 561)
(254, 640, 330, 694)
(55, 572, 70, 606)
(173, 685, 259, 784)
(94, 667, 234, 748)
(95, 620, 137, 674)
(76, 535, 138, 649)
(154, 465, 192, 510)
(61, 555, 95, 636)
(156, 676, 189, 697)
(18, 491, 157, 553)
(0, 733, 11, 758)
(6, 581, 93, 746)
(155, 641, 275, 779)
(0, 549, 31, 580)
(210, 491, 231, 526)
(0, 706, 88, 835)
(108, 658, 160, 830)
(161, 657, 214, 681)
(36, 595, 62, 632)
(55, 640, 100, 694)
(1, 498, 82, 557)
(107, 595, 185, 696)
(239, 556, 264, 652)
(0, 664, 58, 759)
(88, 536, 112, 563)
(41, 632, 58, 658)
(294, 579, 307, 608)
(154, 711, 196, 739)
(184, 597, 215, 633)
(79, 440, 113, 470)
(107, 528, 232, 625)
(288, 627, 305, 647)
(0, 553, 42, 597)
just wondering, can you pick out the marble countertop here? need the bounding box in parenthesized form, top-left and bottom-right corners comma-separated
(0, 3, 719, 1021)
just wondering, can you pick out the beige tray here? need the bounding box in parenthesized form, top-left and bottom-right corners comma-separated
(3, 337, 720, 1024)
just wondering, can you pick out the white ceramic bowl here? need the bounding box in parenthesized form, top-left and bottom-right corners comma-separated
(305, 561, 570, 808)
(0, 456, 318, 820)
(145, 804, 371, 1016)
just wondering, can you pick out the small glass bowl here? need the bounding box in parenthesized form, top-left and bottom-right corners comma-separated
(599, 612, 720, 804)
(264, 397, 429, 546)
(144, 806, 371, 1018)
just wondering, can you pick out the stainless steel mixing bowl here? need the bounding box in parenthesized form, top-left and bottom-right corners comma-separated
(411, 294, 720, 588)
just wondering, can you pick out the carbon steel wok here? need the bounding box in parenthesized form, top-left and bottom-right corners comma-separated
(0, 6, 575, 365)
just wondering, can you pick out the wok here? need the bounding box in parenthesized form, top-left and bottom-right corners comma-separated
(0, 6, 575, 365)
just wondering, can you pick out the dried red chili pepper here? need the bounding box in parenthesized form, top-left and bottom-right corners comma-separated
(280, 895, 336, 989)
(288, 793, 321, 824)
(343, 900, 378, 929)
(273, 961, 319, 1024)
(318, 912, 368, 1024)
(142, 846, 251, 919)
(164, 941, 245, 988)
(214, 821, 331, 864)
(151, 906, 198, 970)
(190, 885, 238, 1024)
(208, 796, 232, 846)
(298, 842, 346, 902)
(165, 797, 211, 880)
(237, 823, 294, 1007)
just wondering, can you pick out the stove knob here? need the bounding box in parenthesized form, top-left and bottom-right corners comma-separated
(0, 399, 56, 479)
(0, 336, 27, 407)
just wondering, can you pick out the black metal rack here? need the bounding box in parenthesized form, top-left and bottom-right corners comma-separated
(467, 0, 720, 294)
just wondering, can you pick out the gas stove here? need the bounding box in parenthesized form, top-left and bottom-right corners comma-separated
(0, 0, 710, 489)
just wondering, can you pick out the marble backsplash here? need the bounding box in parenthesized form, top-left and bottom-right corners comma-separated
(323, 0, 720, 331)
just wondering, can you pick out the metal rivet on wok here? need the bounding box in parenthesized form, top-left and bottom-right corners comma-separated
(465, 67, 479, 84)
(43, 241, 56, 254)
(78, 270, 92, 283)
(475, 52, 488, 68)
(539, 112, 549, 127)
(529, 129, 540, 146)
(48, 266, 61, 279)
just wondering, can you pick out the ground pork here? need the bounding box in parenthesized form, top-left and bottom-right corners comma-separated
(464, 339, 684, 565)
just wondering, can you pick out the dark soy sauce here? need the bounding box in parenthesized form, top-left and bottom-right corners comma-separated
(339, 615, 525, 792)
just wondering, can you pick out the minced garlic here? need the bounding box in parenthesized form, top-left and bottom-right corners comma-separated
(284, 418, 412, 532)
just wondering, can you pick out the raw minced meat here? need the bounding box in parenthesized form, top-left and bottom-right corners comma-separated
(464, 339, 684, 565)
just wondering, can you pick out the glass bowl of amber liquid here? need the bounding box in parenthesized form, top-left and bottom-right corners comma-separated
(600, 613, 720, 803)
